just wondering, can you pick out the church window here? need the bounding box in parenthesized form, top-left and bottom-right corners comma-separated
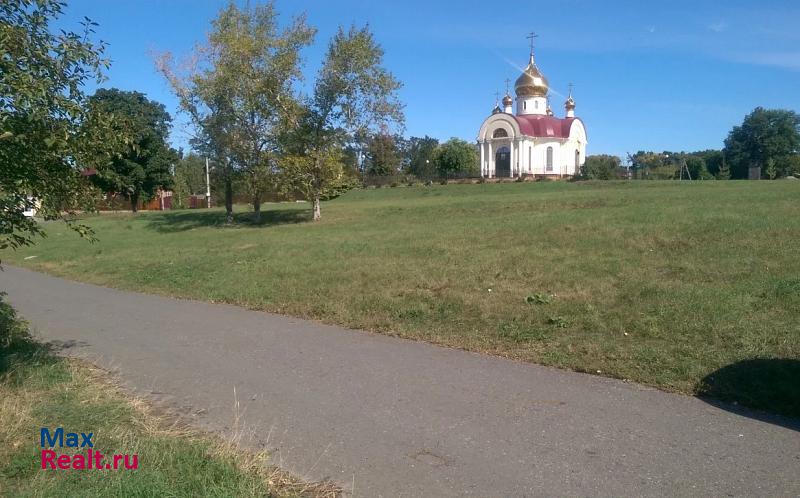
(575, 150, 580, 169)
(493, 128, 508, 138)
(546, 147, 553, 171)
(523, 101, 527, 110)
(535, 101, 539, 109)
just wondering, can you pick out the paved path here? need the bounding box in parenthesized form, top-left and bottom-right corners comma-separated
(2, 266, 798, 497)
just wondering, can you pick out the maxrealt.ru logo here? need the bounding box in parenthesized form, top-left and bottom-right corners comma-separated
(40, 427, 138, 470)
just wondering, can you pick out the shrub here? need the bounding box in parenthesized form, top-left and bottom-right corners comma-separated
(0, 293, 28, 349)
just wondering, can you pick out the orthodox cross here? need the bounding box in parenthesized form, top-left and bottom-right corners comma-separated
(526, 32, 538, 55)
(568, 82, 574, 97)
(504, 78, 511, 95)
(494, 90, 500, 104)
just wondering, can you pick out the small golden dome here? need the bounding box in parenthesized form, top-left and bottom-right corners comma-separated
(502, 93, 513, 106)
(565, 87, 576, 109)
(514, 54, 549, 98)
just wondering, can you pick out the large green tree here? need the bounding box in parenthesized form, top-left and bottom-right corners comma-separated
(284, 25, 404, 221)
(173, 153, 207, 207)
(157, 1, 314, 222)
(365, 133, 402, 176)
(724, 107, 800, 179)
(432, 138, 478, 178)
(87, 89, 176, 212)
(405, 135, 439, 178)
(1, 0, 115, 250)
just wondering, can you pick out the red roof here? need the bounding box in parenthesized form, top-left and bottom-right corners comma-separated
(513, 115, 579, 138)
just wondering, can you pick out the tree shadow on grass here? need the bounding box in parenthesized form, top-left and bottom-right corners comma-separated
(698, 359, 800, 431)
(142, 208, 313, 233)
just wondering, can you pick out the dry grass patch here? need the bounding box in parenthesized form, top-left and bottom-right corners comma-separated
(0, 298, 341, 497)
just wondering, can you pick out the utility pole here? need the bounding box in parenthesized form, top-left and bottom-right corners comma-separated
(205, 157, 211, 208)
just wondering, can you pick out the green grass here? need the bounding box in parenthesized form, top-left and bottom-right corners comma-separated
(0, 297, 339, 497)
(6, 180, 800, 417)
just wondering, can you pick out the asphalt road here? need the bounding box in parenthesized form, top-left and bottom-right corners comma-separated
(2, 266, 798, 497)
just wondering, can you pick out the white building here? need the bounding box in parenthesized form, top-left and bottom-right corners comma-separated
(477, 46, 587, 178)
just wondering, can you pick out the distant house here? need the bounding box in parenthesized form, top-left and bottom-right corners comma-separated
(22, 196, 41, 217)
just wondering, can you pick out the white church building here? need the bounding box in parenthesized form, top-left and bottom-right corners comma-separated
(477, 43, 587, 178)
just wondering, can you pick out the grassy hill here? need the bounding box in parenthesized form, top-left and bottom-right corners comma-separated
(7, 180, 800, 417)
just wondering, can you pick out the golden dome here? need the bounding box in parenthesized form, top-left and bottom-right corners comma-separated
(565, 86, 576, 109)
(502, 93, 513, 106)
(514, 54, 549, 97)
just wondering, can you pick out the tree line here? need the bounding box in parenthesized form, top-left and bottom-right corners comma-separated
(580, 107, 800, 181)
(172, 134, 478, 206)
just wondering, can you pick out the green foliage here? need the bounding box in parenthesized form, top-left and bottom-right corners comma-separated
(365, 134, 402, 176)
(284, 24, 404, 220)
(432, 138, 478, 178)
(724, 107, 800, 179)
(172, 153, 207, 207)
(777, 154, 800, 177)
(87, 89, 176, 212)
(580, 154, 621, 180)
(405, 136, 439, 178)
(157, 0, 314, 222)
(691, 150, 724, 177)
(765, 158, 777, 180)
(629, 151, 675, 179)
(0, 0, 113, 250)
(684, 156, 713, 180)
(0, 293, 28, 351)
(716, 157, 731, 180)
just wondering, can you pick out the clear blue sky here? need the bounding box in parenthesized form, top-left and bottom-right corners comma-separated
(58, 0, 799, 159)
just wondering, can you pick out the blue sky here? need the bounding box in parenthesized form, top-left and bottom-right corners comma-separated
(58, 0, 799, 158)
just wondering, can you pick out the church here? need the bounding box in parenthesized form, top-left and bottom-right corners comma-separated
(477, 41, 587, 178)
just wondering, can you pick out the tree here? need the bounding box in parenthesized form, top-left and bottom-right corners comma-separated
(173, 153, 207, 207)
(87, 89, 175, 212)
(365, 133, 401, 176)
(777, 154, 800, 177)
(1, 0, 115, 250)
(432, 138, 478, 178)
(629, 151, 669, 179)
(580, 154, 621, 180)
(724, 107, 800, 179)
(284, 25, 404, 221)
(157, 1, 314, 222)
(717, 154, 731, 180)
(685, 156, 713, 180)
(690, 150, 723, 177)
(405, 136, 439, 178)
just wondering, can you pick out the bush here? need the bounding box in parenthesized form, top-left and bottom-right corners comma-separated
(0, 293, 28, 350)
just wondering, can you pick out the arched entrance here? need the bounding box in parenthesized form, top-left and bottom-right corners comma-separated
(495, 146, 510, 177)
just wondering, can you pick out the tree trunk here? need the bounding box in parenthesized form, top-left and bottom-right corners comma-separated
(225, 176, 234, 224)
(312, 195, 321, 221)
(252, 195, 261, 223)
(130, 192, 139, 213)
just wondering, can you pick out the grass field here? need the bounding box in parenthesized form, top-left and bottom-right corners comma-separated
(6, 181, 800, 417)
(0, 297, 338, 497)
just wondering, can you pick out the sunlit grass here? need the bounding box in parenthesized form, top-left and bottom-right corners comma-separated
(7, 180, 800, 416)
